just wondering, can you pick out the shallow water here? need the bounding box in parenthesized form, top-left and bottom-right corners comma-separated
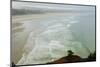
(12, 12, 95, 64)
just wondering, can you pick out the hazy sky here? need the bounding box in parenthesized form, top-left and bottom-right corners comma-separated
(12, 1, 95, 13)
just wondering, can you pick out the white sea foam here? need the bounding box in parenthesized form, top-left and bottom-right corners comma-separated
(17, 14, 90, 65)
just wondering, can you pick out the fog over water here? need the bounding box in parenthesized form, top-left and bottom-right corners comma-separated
(12, 1, 95, 65)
